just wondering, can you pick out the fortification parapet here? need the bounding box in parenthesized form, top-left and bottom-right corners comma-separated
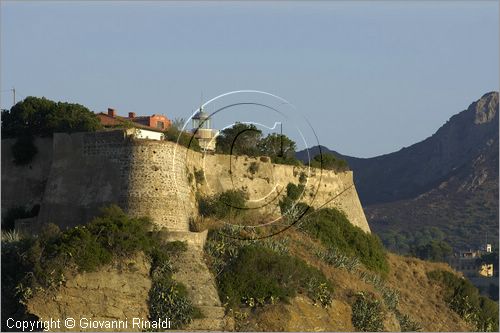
(5, 129, 369, 233)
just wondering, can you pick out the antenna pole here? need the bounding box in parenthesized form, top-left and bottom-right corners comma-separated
(280, 122, 283, 157)
(12, 87, 16, 106)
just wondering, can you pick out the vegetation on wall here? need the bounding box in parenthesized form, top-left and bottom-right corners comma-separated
(279, 182, 308, 217)
(427, 269, 498, 332)
(197, 189, 248, 219)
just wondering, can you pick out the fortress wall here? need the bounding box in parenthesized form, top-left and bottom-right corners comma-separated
(37, 131, 130, 229)
(4, 130, 368, 233)
(125, 140, 194, 231)
(187, 153, 371, 233)
(1, 137, 54, 217)
(37, 131, 194, 231)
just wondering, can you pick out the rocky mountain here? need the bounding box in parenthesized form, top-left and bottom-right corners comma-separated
(297, 92, 499, 250)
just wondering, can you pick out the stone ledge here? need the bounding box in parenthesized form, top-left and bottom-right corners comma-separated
(161, 229, 208, 250)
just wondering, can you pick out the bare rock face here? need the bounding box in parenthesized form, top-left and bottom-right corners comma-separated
(26, 253, 151, 332)
(474, 91, 498, 124)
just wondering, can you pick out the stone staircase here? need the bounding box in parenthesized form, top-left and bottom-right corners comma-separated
(166, 230, 232, 331)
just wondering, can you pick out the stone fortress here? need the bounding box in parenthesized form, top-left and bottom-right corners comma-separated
(1, 129, 370, 331)
(2, 129, 370, 235)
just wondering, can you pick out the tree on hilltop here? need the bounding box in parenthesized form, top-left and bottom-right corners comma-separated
(1, 96, 101, 164)
(1, 96, 101, 138)
(216, 122, 262, 156)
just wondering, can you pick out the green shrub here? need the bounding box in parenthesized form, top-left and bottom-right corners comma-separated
(286, 183, 305, 201)
(279, 183, 308, 216)
(428, 270, 499, 331)
(164, 127, 201, 152)
(351, 292, 385, 332)
(316, 247, 360, 272)
(194, 169, 205, 184)
(272, 155, 301, 166)
(310, 153, 349, 172)
(298, 171, 307, 184)
(303, 208, 388, 274)
(50, 226, 113, 273)
(247, 161, 259, 175)
(395, 311, 422, 332)
(148, 277, 198, 329)
(12, 205, 158, 291)
(217, 245, 333, 308)
(198, 190, 247, 219)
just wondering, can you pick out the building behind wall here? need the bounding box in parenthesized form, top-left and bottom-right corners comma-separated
(96, 108, 172, 140)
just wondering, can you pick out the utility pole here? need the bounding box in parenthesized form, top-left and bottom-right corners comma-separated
(280, 122, 283, 157)
(12, 87, 16, 106)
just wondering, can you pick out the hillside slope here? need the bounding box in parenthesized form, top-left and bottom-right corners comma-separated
(234, 229, 473, 332)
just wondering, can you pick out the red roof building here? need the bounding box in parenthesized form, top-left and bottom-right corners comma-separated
(97, 108, 172, 132)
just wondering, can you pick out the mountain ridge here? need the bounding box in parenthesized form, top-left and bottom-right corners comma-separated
(297, 91, 499, 249)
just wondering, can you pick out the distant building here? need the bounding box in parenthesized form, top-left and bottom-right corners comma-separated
(479, 264, 494, 277)
(191, 106, 218, 152)
(447, 244, 495, 278)
(97, 108, 171, 140)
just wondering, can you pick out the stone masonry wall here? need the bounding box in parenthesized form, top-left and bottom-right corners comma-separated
(187, 152, 371, 233)
(21, 130, 368, 233)
(1, 138, 53, 218)
(36, 130, 194, 231)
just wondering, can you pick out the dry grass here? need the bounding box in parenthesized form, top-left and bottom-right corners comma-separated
(202, 213, 474, 331)
(287, 229, 473, 331)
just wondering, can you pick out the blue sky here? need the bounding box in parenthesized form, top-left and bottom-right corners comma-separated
(1, 1, 498, 157)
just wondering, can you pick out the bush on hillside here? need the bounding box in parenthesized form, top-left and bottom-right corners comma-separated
(302, 208, 389, 274)
(427, 270, 498, 332)
(2, 205, 200, 329)
(279, 183, 309, 218)
(10, 205, 159, 291)
(217, 245, 333, 308)
(351, 292, 385, 332)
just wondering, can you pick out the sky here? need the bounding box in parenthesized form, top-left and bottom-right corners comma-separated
(1, 1, 498, 158)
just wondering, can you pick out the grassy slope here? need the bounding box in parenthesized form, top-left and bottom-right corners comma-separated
(228, 227, 473, 331)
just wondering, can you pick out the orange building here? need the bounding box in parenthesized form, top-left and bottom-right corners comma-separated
(97, 108, 172, 131)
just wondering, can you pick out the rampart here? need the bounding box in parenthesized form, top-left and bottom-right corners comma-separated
(2, 130, 370, 233)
